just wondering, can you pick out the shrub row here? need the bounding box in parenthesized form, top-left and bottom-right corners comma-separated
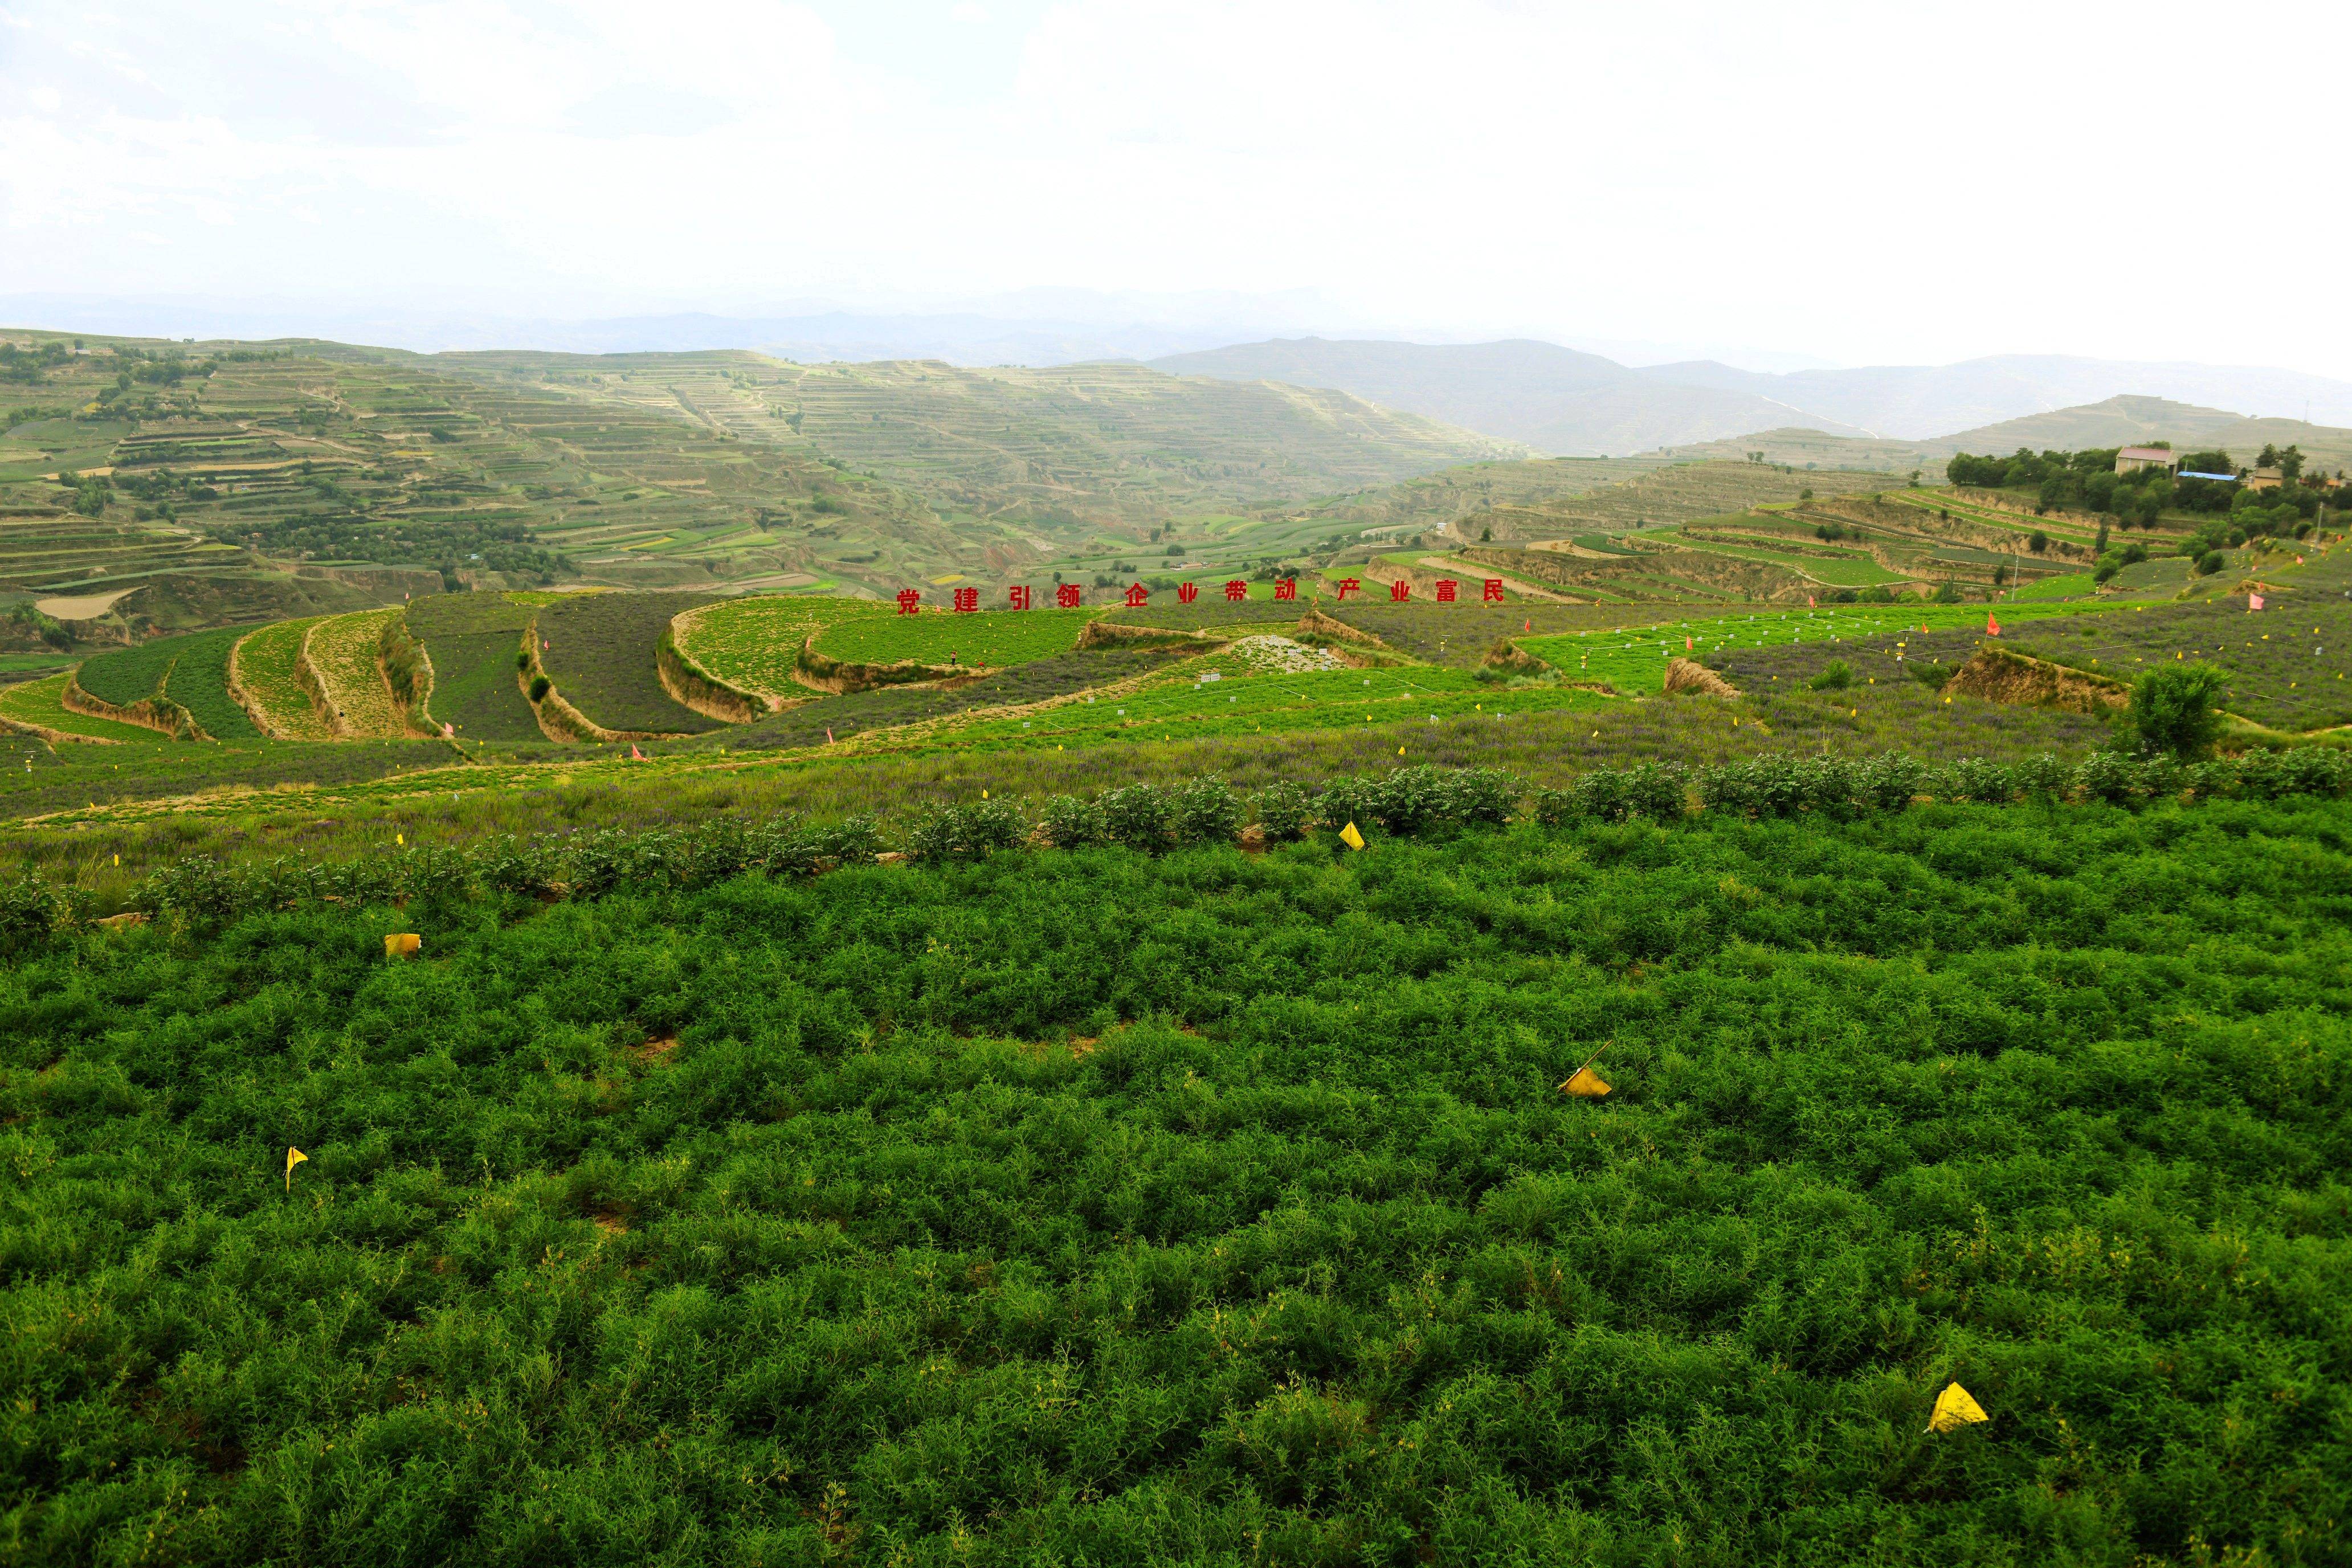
(6, 749, 2350, 949)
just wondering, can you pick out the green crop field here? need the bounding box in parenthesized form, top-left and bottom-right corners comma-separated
(812, 606, 1098, 669)
(675, 595, 892, 703)
(3, 783, 2349, 1563)
(230, 616, 332, 739)
(72, 624, 262, 738)
(406, 593, 543, 744)
(2005, 597, 2352, 732)
(537, 591, 729, 734)
(71, 636, 182, 709)
(0, 673, 157, 741)
(155, 624, 264, 741)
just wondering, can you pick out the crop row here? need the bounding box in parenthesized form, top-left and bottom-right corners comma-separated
(18, 748, 2343, 945)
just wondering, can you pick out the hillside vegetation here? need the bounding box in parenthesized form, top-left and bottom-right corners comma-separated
(0, 333, 1509, 620)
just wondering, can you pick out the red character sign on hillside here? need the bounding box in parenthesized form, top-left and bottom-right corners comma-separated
(896, 589, 921, 615)
(1483, 578, 1505, 602)
(1177, 582, 1199, 605)
(1389, 580, 1411, 602)
(953, 587, 978, 613)
(1008, 585, 1032, 610)
(1056, 583, 1081, 608)
(1273, 578, 1297, 602)
(1124, 582, 1150, 607)
(1337, 578, 1361, 599)
(1224, 580, 1248, 602)
(1435, 579, 1457, 602)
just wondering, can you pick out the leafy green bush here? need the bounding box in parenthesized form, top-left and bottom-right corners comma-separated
(908, 799, 1031, 862)
(1251, 782, 1313, 840)
(1100, 783, 1174, 853)
(1807, 659, 1853, 691)
(2125, 662, 2230, 760)
(0, 874, 59, 956)
(1167, 776, 1243, 846)
(1940, 757, 2019, 803)
(1042, 794, 1110, 848)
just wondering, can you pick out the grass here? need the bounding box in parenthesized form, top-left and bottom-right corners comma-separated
(675, 595, 894, 701)
(305, 607, 409, 738)
(229, 616, 331, 739)
(0, 674, 156, 741)
(3, 799, 2346, 1561)
(812, 607, 1099, 668)
(537, 592, 729, 734)
(406, 593, 542, 744)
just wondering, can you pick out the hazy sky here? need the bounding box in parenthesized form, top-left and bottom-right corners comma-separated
(2, 0, 2345, 371)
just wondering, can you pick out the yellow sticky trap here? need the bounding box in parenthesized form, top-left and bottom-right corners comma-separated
(1928, 1382, 1988, 1432)
(384, 933, 422, 959)
(1338, 822, 1366, 851)
(1560, 1065, 1611, 1098)
(285, 1146, 308, 1190)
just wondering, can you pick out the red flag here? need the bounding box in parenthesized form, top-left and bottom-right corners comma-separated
(1986, 613, 2001, 636)
(826, 726, 835, 744)
(2248, 593, 2265, 611)
(630, 744, 645, 760)
(1807, 594, 1815, 607)
(1685, 635, 1693, 650)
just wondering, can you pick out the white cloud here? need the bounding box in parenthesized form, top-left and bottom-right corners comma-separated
(1, 0, 2345, 372)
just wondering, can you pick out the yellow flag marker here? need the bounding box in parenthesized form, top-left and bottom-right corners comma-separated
(1559, 1043, 1612, 1098)
(1561, 1065, 1611, 1097)
(981, 789, 988, 799)
(1928, 1382, 1988, 1432)
(384, 933, 422, 959)
(285, 1146, 308, 1190)
(1397, 745, 1406, 756)
(396, 832, 404, 846)
(1338, 822, 1366, 851)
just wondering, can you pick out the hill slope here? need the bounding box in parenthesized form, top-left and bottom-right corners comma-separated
(1154, 339, 2352, 454)
(1152, 338, 1871, 456)
(0, 332, 1513, 612)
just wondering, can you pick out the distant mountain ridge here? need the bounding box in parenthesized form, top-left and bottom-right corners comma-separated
(1150, 338, 2352, 456)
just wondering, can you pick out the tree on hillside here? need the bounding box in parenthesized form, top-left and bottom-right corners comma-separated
(2123, 662, 2228, 760)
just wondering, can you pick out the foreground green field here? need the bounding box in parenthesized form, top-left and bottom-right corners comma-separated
(3, 786, 2346, 1564)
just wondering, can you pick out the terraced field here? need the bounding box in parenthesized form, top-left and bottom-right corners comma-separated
(537, 591, 729, 734)
(228, 616, 332, 738)
(812, 606, 1098, 669)
(673, 595, 892, 703)
(72, 626, 262, 738)
(304, 607, 410, 738)
(70, 638, 181, 712)
(0, 674, 154, 741)
(1471, 460, 1915, 542)
(405, 593, 541, 744)
(2006, 594, 2352, 732)
(700, 646, 1194, 752)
